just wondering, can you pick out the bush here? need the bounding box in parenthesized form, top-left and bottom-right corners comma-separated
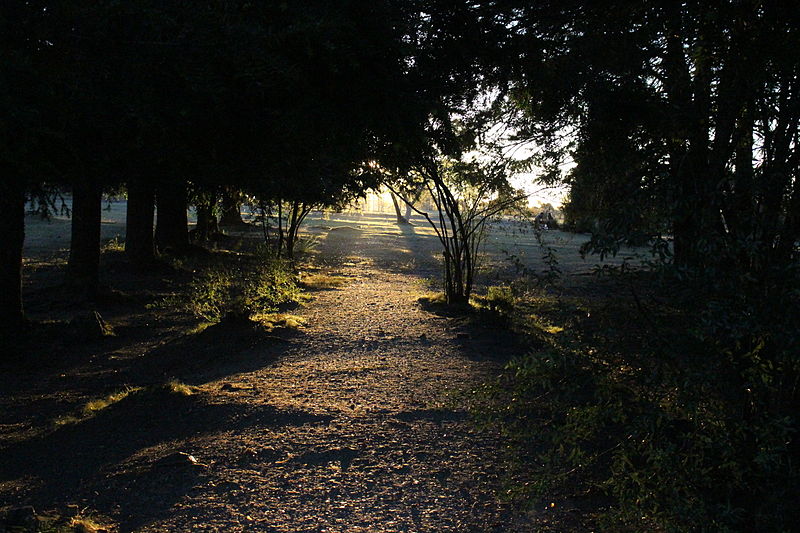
(164, 256, 299, 322)
(484, 285, 514, 314)
(477, 268, 800, 532)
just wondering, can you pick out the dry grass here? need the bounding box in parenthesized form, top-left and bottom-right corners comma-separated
(416, 291, 447, 305)
(164, 379, 195, 396)
(301, 273, 348, 290)
(100, 235, 125, 253)
(82, 387, 143, 417)
(37, 512, 113, 533)
(251, 312, 306, 331)
(55, 381, 195, 426)
(67, 515, 111, 533)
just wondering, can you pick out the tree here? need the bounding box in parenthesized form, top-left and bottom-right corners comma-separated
(387, 139, 524, 305)
(2, 0, 501, 322)
(155, 180, 190, 253)
(0, 180, 27, 326)
(498, 1, 800, 278)
(125, 178, 156, 266)
(66, 178, 102, 293)
(0, 1, 63, 324)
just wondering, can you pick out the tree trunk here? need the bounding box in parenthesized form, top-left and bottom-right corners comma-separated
(67, 178, 102, 296)
(195, 199, 218, 242)
(390, 192, 409, 224)
(155, 179, 189, 253)
(125, 179, 155, 266)
(219, 188, 246, 226)
(0, 179, 26, 327)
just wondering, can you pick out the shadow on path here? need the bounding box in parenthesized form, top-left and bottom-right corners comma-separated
(0, 386, 331, 530)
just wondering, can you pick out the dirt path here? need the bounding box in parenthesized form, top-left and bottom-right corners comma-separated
(128, 266, 528, 532)
(122, 226, 535, 531)
(2, 224, 541, 532)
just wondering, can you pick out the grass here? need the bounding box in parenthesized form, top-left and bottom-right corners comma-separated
(301, 272, 348, 290)
(416, 291, 447, 306)
(31, 508, 113, 533)
(100, 235, 125, 253)
(164, 379, 195, 396)
(55, 381, 195, 427)
(36, 515, 110, 533)
(250, 312, 306, 331)
(65, 516, 109, 533)
(82, 387, 143, 415)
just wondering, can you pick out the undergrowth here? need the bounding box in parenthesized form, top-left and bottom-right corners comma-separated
(475, 268, 800, 532)
(158, 254, 300, 322)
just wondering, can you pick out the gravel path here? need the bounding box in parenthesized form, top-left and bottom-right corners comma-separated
(123, 229, 535, 532)
(3, 223, 541, 532)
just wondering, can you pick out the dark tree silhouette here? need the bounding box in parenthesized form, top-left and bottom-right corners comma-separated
(125, 178, 156, 267)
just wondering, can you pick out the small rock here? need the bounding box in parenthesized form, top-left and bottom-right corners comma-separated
(153, 451, 206, 468)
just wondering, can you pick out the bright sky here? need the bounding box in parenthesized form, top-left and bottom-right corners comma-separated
(510, 174, 568, 208)
(482, 115, 574, 209)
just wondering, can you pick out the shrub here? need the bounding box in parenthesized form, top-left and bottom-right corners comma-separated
(164, 256, 299, 322)
(485, 285, 514, 313)
(477, 269, 800, 532)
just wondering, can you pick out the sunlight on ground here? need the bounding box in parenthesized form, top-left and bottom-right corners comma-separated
(301, 273, 349, 290)
(23, 197, 648, 283)
(251, 312, 306, 331)
(56, 387, 144, 426)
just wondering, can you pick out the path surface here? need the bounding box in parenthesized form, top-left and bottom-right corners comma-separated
(126, 230, 533, 531)
(3, 218, 546, 532)
(138, 273, 528, 531)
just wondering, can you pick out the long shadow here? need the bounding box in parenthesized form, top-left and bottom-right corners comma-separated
(120, 319, 300, 386)
(317, 216, 443, 277)
(0, 386, 331, 530)
(0, 319, 298, 460)
(379, 220, 442, 275)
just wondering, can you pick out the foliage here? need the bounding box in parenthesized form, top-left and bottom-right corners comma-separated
(500, 214, 563, 290)
(477, 267, 800, 532)
(475, 285, 514, 315)
(498, 1, 800, 281)
(163, 256, 299, 323)
(388, 139, 526, 305)
(255, 201, 321, 260)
